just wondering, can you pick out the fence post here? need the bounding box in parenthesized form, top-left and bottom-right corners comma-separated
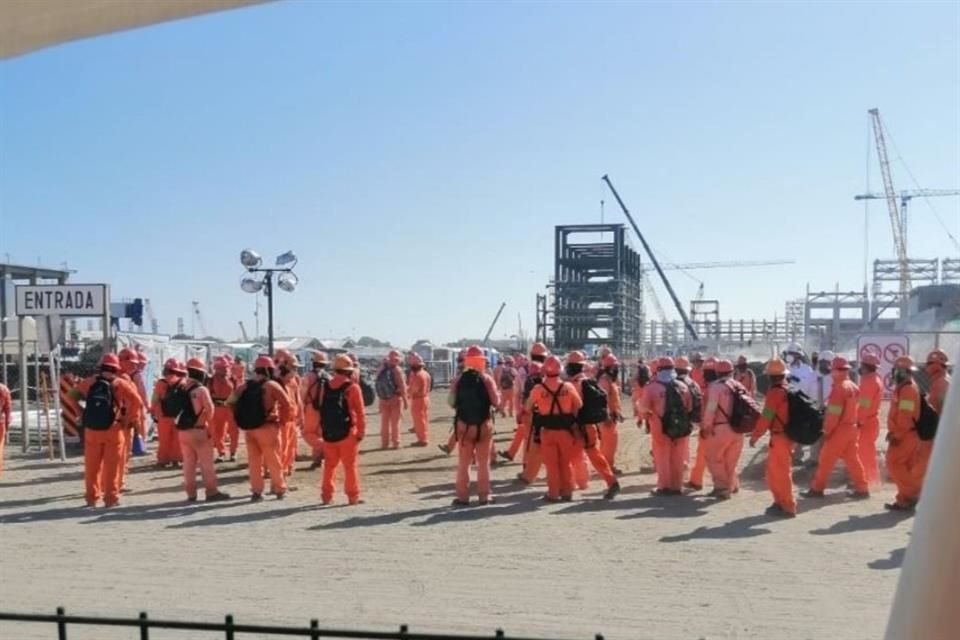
(399, 624, 409, 637)
(138, 612, 149, 640)
(494, 630, 505, 638)
(310, 618, 320, 640)
(56, 607, 67, 640)
(225, 614, 235, 640)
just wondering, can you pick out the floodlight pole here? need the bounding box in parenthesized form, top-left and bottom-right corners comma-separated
(265, 273, 274, 356)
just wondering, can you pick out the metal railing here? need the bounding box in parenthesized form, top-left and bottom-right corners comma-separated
(0, 609, 605, 640)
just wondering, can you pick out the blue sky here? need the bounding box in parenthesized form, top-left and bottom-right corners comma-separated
(1, 0, 958, 346)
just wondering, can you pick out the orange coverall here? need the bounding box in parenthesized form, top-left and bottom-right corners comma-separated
(74, 374, 142, 506)
(493, 365, 516, 417)
(688, 368, 708, 486)
(319, 374, 367, 504)
(452, 371, 501, 503)
(507, 368, 543, 481)
(916, 371, 950, 482)
(886, 380, 922, 508)
(750, 382, 796, 514)
(278, 372, 302, 476)
(208, 372, 237, 459)
(116, 371, 141, 491)
(702, 380, 744, 494)
(0, 383, 12, 476)
(570, 374, 618, 491)
(178, 381, 221, 499)
(527, 378, 582, 500)
(640, 379, 693, 493)
(734, 368, 757, 397)
(810, 378, 867, 493)
(229, 379, 292, 497)
(597, 373, 623, 471)
(152, 376, 184, 465)
(856, 371, 883, 488)
(301, 371, 325, 463)
(408, 368, 432, 445)
(379, 365, 407, 449)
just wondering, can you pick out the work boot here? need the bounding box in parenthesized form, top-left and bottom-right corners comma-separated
(651, 488, 673, 497)
(847, 490, 870, 500)
(603, 482, 621, 500)
(275, 492, 286, 501)
(542, 495, 562, 503)
(801, 489, 825, 499)
(764, 503, 781, 515)
(451, 499, 470, 508)
(560, 495, 573, 502)
(206, 492, 231, 502)
(498, 451, 513, 462)
(309, 460, 322, 470)
(215, 456, 225, 464)
(438, 444, 451, 455)
(612, 467, 624, 476)
(410, 441, 428, 448)
(884, 501, 915, 512)
(478, 497, 496, 506)
(250, 493, 263, 503)
(229, 455, 237, 463)
(713, 490, 732, 501)
(684, 482, 702, 491)
(186, 495, 198, 503)
(514, 473, 530, 486)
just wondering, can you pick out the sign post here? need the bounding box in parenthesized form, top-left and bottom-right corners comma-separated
(857, 334, 910, 396)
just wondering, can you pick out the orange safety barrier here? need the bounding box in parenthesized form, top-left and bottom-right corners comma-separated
(59, 373, 81, 437)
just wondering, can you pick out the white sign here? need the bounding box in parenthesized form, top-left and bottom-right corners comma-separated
(15, 284, 108, 317)
(857, 334, 910, 393)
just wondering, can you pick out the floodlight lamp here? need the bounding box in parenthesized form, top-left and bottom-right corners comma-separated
(277, 272, 298, 293)
(240, 249, 263, 269)
(276, 251, 298, 267)
(241, 277, 264, 293)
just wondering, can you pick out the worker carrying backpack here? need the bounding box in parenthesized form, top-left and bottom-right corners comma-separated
(455, 370, 492, 426)
(233, 381, 267, 430)
(784, 389, 823, 445)
(320, 380, 354, 443)
(915, 393, 939, 441)
(660, 380, 693, 440)
(358, 373, 376, 407)
(500, 368, 515, 391)
(681, 377, 703, 423)
(531, 384, 577, 431)
(310, 371, 332, 411)
(160, 380, 183, 418)
(375, 367, 398, 400)
(724, 379, 762, 435)
(174, 382, 200, 430)
(576, 378, 609, 425)
(82, 377, 116, 431)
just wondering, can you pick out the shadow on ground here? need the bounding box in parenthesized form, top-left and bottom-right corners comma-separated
(809, 510, 913, 536)
(659, 514, 774, 542)
(868, 547, 906, 570)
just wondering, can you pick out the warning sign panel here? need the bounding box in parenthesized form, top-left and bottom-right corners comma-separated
(858, 334, 910, 394)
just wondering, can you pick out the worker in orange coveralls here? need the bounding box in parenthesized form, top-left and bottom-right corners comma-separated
(701, 359, 743, 500)
(177, 358, 231, 502)
(317, 355, 367, 505)
(151, 358, 185, 467)
(408, 353, 432, 447)
(686, 356, 716, 490)
(749, 358, 797, 518)
(231, 356, 246, 385)
(131, 351, 150, 447)
(803, 356, 869, 500)
(526, 355, 581, 502)
(734, 356, 757, 397)
(597, 354, 624, 475)
(567, 351, 621, 500)
(499, 343, 549, 481)
(0, 381, 11, 477)
(274, 349, 303, 477)
(856, 353, 884, 488)
(301, 351, 330, 469)
(884, 356, 923, 511)
(228, 355, 292, 501)
(641, 356, 693, 496)
(377, 350, 408, 449)
(115, 348, 145, 492)
(450, 345, 500, 506)
(916, 349, 951, 483)
(493, 356, 517, 417)
(209, 356, 238, 462)
(71, 354, 143, 507)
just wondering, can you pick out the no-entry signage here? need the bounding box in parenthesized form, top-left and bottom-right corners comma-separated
(15, 284, 108, 317)
(857, 334, 910, 393)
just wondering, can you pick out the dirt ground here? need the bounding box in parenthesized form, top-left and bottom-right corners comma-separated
(0, 390, 910, 640)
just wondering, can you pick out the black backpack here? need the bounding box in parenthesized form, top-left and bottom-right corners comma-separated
(174, 382, 200, 430)
(310, 371, 332, 411)
(455, 370, 491, 426)
(681, 376, 703, 422)
(320, 380, 354, 443)
(784, 388, 823, 445)
(522, 371, 542, 403)
(636, 364, 651, 387)
(233, 381, 267, 430)
(82, 377, 116, 431)
(531, 383, 577, 431)
(577, 378, 609, 425)
(359, 374, 376, 407)
(160, 381, 183, 418)
(916, 393, 939, 441)
(724, 379, 762, 435)
(500, 368, 515, 390)
(375, 367, 398, 400)
(661, 380, 693, 440)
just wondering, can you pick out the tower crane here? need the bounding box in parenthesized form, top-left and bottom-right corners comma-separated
(854, 188, 960, 253)
(661, 259, 795, 271)
(238, 321, 250, 342)
(192, 301, 208, 339)
(143, 298, 159, 334)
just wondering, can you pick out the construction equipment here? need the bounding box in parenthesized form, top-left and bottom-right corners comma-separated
(602, 174, 699, 340)
(854, 189, 960, 253)
(238, 321, 249, 342)
(143, 298, 159, 334)
(192, 301, 207, 338)
(482, 302, 506, 346)
(662, 259, 795, 271)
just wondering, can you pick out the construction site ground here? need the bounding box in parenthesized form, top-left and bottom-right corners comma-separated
(0, 390, 909, 640)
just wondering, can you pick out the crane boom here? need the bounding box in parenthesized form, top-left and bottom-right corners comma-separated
(661, 259, 795, 271)
(482, 302, 507, 346)
(238, 321, 249, 341)
(602, 174, 699, 341)
(868, 108, 910, 308)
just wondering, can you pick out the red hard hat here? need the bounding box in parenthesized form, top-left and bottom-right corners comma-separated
(254, 355, 276, 370)
(602, 354, 619, 368)
(213, 356, 229, 370)
(186, 357, 206, 372)
(137, 351, 148, 364)
(765, 358, 787, 376)
(831, 356, 851, 371)
(567, 351, 586, 365)
(737, 355, 748, 365)
(118, 348, 137, 362)
(466, 345, 484, 358)
(274, 349, 293, 366)
(860, 353, 880, 367)
(703, 357, 718, 371)
(530, 342, 548, 358)
(657, 356, 674, 370)
(674, 356, 691, 370)
(716, 359, 734, 374)
(163, 357, 179, 371)
(99, 353, 121, 371)
(894, 355, 915, 370)
(927, 349, 949, 366)
(542, 356, 562, 377)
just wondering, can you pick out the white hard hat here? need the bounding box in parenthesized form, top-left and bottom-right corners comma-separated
(786, 343, 803, 354)
(820, 350, 835, 362)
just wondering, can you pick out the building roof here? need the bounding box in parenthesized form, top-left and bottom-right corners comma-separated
(0, 262, 72, 282)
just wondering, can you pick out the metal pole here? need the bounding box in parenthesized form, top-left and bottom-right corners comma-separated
(102, 284, 112, 353)
(50, 345, 66, 461)
(18, 317, 28, 452)
(1, 271, 7, 386)
(34, 339, 42, 448)
(265, 275, 274, 356)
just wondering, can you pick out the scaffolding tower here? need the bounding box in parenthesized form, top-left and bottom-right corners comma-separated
(551, 224, 643, 355)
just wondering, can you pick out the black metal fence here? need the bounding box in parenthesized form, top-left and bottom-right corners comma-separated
(0, 609, 605, 640)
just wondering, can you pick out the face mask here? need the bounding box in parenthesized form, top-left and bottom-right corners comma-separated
(254, 367, 269, 378)
(279, 365, 291, 376)
(736, 364, 747, 372)
(188, 369, 205, 382)
(313, 364, 326, 372)
(531, 355, 546, 364)
(894, 369, 910, 384)
(565, 364, 583, 377)
(606, 367, 619, 379)
(786, 354, 798, 366)
(656, 369, 676, 383)
(860, 365, 875, 376)
(411, 365, 423, 372)
(819, 363, 831, 375)
(704, 370, 718, 383)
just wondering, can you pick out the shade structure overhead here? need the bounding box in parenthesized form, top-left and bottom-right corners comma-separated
(0, 0, 269, 60)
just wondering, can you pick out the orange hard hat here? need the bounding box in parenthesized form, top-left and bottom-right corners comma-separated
(657, 356, 674, 370)
(530, 342, 548, 358)
(163, 357, 179, 371)
(466, 345, 484, 358)
(118, 348, 137, 363)
(716, 359, 733, 374)
(674, 356, 690, 370)
(860, 353, 880, 367)
(926, 349, 949, 366)
(274, 348, 292, 363)
(213, 356, 229, 370)
(894, 355, 915, 370)
(312, 351, 329, 365)
(411, 354, 425, 366)
(254, 355, 276, 370)
(764, 358, 787, 376)
(186, 357, 206, 373)
(333, 354, 354, 371)
(831, 356, 851, 371)
(527, 361, 542, 375)
(504, 356, 515, 365)
(99, 353, 121, 371)
(602, 354, 619, 368)
(171, 359, 187, 375)
(597, 347, 612, 358)
(137, 351, 148, 364)
(703, 357, 718, 371)
(566, 351, 586, 365)
(543, 356, 562, 377)
(737, 355, 748, 365)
